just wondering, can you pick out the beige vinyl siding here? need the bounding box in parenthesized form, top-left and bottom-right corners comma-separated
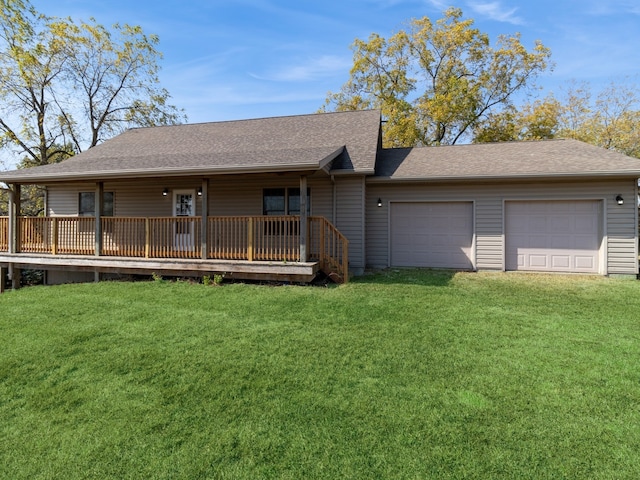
(606, 188, 638, 273)
(47, 180, 193, 217)
(47, 183, 95, 216)
(47, 175, 335, 219)
(205, 174, 333, 219)
(366, 179, 638, 275)
(108, 180, 187, 217)
(475, 199, 503, 270)
(335, 176, 366, 273)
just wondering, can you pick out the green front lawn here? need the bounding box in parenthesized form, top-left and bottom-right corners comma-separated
(1, 271, 639, 479)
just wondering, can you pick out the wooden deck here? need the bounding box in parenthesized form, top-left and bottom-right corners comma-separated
(0, 215, 348, 286)
(0, 253, 320, 283)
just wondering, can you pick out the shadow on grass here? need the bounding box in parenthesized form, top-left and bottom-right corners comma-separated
(353, 268, 458, 287)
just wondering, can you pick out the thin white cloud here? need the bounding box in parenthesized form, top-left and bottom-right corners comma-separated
(583, 0, 640, 15)
(424, 0, 450, 9)
(466, 1, 524, 25)
(582, 0, 640, 15)
(249, 55, 353, 82)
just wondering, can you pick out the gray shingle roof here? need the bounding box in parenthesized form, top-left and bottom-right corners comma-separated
(0, 110, 382, 183)
(373, 139, 640, 181)
(3, 110, 639, 185)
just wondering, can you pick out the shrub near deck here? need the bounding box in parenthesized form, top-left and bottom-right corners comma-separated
(0, 271, 639, 479)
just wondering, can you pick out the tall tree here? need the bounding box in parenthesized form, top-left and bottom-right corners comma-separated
(0, 0, 185, 171)
(474, 81, 640, 159)
(559, 82, 640, 158)
(322, 8, 551, 147)
(473, 95, 562, 143)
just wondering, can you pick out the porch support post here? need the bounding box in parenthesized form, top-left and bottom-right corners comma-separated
(8, 184, 20, 253)
(299, 175, 308, 262)
(201, 178, 209, 260)
(7, 184, 20, 289)
(95, 182, 103, 257)
(10, 266, 20, 290)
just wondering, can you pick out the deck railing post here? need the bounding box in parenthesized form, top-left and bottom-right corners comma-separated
(145, 218, 150, 258)
(247, 217, 254, 261)
(201, 179, 209, 260)
(299, 175, 308, 262)
(51, 217, 58, 255)
(95, 182, 103, 256)
(319, 219, 326, 270)
(342, 241, 349, 283)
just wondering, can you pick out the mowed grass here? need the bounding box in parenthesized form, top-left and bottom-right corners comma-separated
(1, 270, 640, 479)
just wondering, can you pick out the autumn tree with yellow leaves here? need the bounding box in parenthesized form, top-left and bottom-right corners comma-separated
(0, 0, 185, 214)
(474, 81, 640, 159)
(0, 0, 185, 170)
(322, 8, 552, 147)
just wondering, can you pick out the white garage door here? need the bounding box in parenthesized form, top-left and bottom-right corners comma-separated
(390, 202, 474, 269)
(505, 200, 601, 273)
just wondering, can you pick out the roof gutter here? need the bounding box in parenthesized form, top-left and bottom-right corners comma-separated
(0, 165, 317, 184)
(0, 147, 348, 184)
(366, 171, 640, 183)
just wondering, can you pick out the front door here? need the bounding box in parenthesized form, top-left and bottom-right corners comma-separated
(173, 189, 195, 251)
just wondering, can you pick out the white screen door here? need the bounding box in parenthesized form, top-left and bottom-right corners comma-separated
(173, 189, 195, 251)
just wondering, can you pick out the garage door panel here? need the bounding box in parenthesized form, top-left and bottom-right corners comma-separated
(530, 255, 549, 268)
(551, 255, 570, 268)
(530, 235, 550, 248)
(575, 202, 598, 213)
(549, 217, 571, 231)
(529, 217, 546, 230)
(574, 236, 598, 249)
(549, 235, 573, 248)
(575, 217, 597, 232)
(552, 203, 572, 214)
(506, 200, 601, 273)
(391, 202, 473, 269)
(576, 256, 596, 269)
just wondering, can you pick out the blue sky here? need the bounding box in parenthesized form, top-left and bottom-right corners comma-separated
(30, 0, 640, 124)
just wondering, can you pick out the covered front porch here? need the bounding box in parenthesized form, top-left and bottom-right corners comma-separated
(0, 214, 348, 289)
(0, 111, 368, 289)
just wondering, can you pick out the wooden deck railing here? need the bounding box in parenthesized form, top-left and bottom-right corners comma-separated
(254, 216, 301, 261)
(102, 217, 146, 257)
(4, 215, 349, 282)
(208, 216, 248, 260)
(0, 217, 8, 251)
(19, 216, 96, 255)
(309, 216, 349, 283)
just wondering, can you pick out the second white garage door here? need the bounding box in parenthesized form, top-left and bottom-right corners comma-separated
(390, 202, 474, 269)
(505, 200, 602, 273)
